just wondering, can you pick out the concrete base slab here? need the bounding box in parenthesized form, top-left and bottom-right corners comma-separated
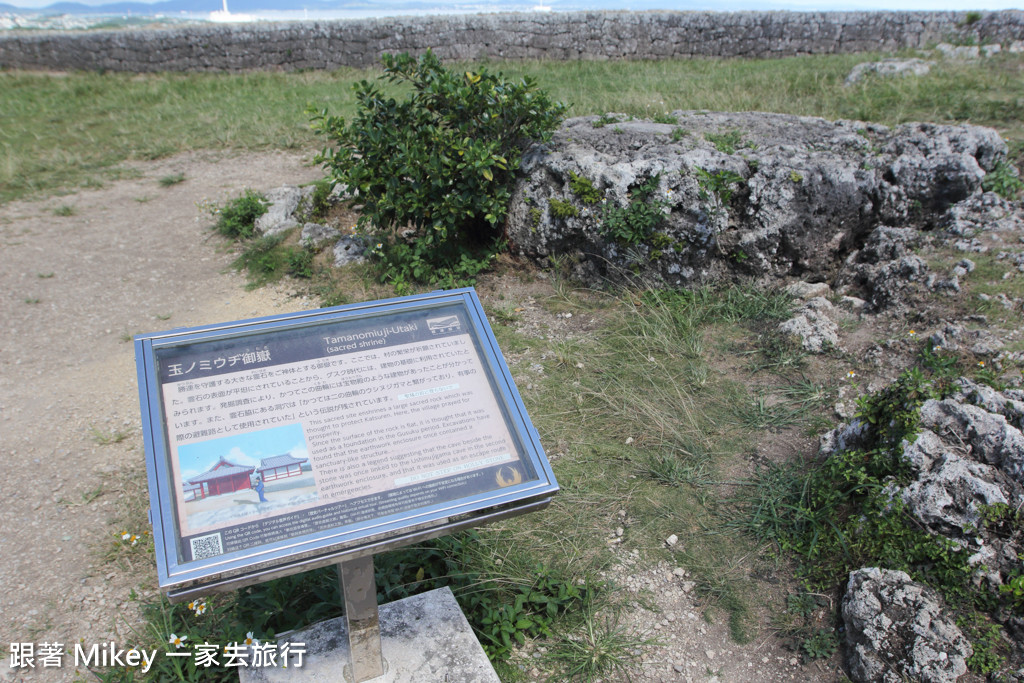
(239, 586, 499, 683)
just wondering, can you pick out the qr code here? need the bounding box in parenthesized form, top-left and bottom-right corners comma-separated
(190, 533, 224, 560)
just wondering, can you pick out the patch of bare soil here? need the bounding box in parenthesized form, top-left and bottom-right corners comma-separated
(0, 151, 322, 682)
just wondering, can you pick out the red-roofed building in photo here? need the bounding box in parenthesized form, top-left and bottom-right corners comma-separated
(186, 457, 255, 498)
(257, 453, 309, 482)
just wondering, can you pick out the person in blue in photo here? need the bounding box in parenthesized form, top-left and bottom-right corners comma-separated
(254, 475, 268, 503)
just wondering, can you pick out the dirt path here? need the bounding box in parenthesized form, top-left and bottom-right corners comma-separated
(0, 151, 322, 682)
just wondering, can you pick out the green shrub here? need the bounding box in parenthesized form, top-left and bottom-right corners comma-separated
(212, 190, 268, 240)
(603, 201, 665, 246)
(310, 50, 565, 290)
(372, 533, 590, 660)
(592, 113, 621, 128)
(1000, 574, 1024, 613)
(304, 179, 334, 222)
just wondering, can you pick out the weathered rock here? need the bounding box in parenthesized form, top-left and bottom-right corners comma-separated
(839, 295, 867, 313)
(819, 418, 870, 456)
(900, 428, 947, 471)
(255, 186, 306, 237)
(881, 384, 1024, 597)
(778, 297, 840, 352)
(952, 258, 975, 277)
(507, 112, 1006, 295)
(332, 235, 368, 267)
(998, 249, 1024, 273)
(901, 453, 1008, 538)
(300, 222, 341, 248)
(784, 280, 832, 300)
(937, 41, 999, 59)
(926, 272, 961, 294)
(882, 122, 998, 212)
(936, 42, 982, 59)
(943, 191, 1024, 238)
(842, 567, 971, 683)
(845, 58, 933, 85)
(951, 377, 1024, 430)
(919, 397, 1024, 485)
(838, 226, 929, 310)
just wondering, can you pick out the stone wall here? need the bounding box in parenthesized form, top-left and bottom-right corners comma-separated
(1, 10, 1023, 72)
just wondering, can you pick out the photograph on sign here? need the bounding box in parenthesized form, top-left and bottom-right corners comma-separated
(136, 289, 557, 593)
(174, 423, 317, 536)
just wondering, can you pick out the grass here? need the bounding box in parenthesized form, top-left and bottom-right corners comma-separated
(0, 69, 362, 202)
(500, 285, 832, 647)
(3, 52, 1024, 203)
(90, 425, 132, 445)
(545, 607, 656, 681)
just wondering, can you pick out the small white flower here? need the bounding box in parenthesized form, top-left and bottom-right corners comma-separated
(169, 634, 187, 649)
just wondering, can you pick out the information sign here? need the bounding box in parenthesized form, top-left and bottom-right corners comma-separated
(135, 288, 558, 599)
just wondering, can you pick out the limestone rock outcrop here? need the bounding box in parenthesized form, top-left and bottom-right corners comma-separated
(842, 567, 972, 683)
(506, 111, 1007, 306)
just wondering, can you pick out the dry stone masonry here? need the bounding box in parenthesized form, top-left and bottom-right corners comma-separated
(1, 10, 1023, 72)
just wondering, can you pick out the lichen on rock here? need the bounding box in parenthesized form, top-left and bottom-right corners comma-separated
(842, 567, 972, 683)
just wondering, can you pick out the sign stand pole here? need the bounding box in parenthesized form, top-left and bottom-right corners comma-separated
(338, 556, 385, 682)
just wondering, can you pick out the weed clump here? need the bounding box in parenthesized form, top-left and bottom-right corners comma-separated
(981, 160, 1024, 199)
(118, 531, 590, 681)
(232, 233, 314, 287)
(569, 171, 603, 204)
(549, 197, 580, 219)
(601, 174, 668, 246)
(310, 50, 565, 292)
(705, 130, 751, 155)
(212, 189, 268, 240)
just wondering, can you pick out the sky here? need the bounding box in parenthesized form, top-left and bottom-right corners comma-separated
(177, 422, 308, 483)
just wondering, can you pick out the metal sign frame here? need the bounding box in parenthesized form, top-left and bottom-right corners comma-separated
(135, 288, 558, 601)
